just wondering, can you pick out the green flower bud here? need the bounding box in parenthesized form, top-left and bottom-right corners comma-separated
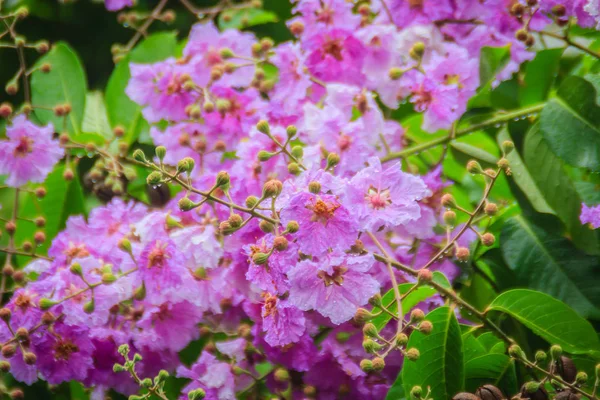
(466, 160, 483, 174)
(118, 344, 130, 357)
(524, 381, 540, 394)
(410, 386, 422, 399)
(257, 150, 275, 162)
(219, 48, 234, 59)
(178, 197, 196, 212)
(259, 220, 275, 233)
(308, 181, 321, 194)
(359, 359, 373, 372)
(140, 378, 152, 388)
(326, 152, 340, 169)
(410, 41, 425, 60)
(508, 344, 524, 359)
(146, 171, 163, 185)
(132, 149, 147, 163)
(69, 262, 83, 276)
(256, 120, 270, 135)
(550, 344, 563, 360)
(443, 210, 457, 226)
(188, 389, 206, 400)
(501, 140, 514, 155)
(83, 300, 95, 314)
(245, 195, 259, 208)
(288, 162, 301, 175)
(252, 253, 269, 265)
(371, 357, 385, 371)
(291, 145, 303, 159)
(576, 371, 588, 385)
(286, 125, 297, 138)
(286, 220, 299, 233)
(406, 348, 420, 361)
(534, 351, 547, 363)
(396, 333, 408, 346)
(155, 146, 167, 161)
(389, 67, 403, 80)
(362, 323, 378, 338)
(215, 171, 230, 189)
(39, 298, 57, 310)
(113, 363, 125, 373)
(102, 273, 117, 284)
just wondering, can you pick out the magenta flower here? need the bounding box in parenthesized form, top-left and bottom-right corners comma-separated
(261, 294, 306, 347)
(126, 59, 197, 123)
(244, 235, 297, 295)
(177, 352, 236, 400)
(104, 0, 132, 11)
(35, 322, 95, 384)
(287, 252, 379, 324)
(0, 115, 63, 187)
(581, 203, 600, 228)
(137, 239, 188, 299)
(345, 157, 430, 231)
(291, 0, 360, 32)
(280, 192, 358, 255)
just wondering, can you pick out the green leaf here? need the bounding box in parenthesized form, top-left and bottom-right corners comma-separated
(523, 124, 599, 254)
(519, 48, 564, 106)
(82, 91, 112, 138)
(496, 127, 553, 215)
(464, 354, 518, 394)
(462, 332, 487, 362)
(105, 32, 177, 145)
(480, 46, 511, 88)
(500, 214, 600, 319)
(31, 42, 87, 136)
(487, 289, 600, 356)
(218, 8, 278, 30)
(450, 142, 498, 166)
(14, 165, 85, 264)
(402, 306, 464, 398)
(385, 373, 405, 400)
(539, 75, 600, 171)
(371, 272, 451, 331)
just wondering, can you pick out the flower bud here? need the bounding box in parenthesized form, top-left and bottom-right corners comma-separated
(252, 252, 269, 265)
(362, 339, 382, 353)
(308, 181, 321, 194)
(273, 236, 288, 251)
(286, 221, 299, 233)
(0, 360, 10, 372)
(245, 195, 259, 208)
(396, 333, 408, 346)
(441, 194, 456, 208)
(289, 20, 304, 36)
(0, 103, 12, 118)
(178, 197, 195, 212)
(286, 125, 297, 138)
(523, 381, 540, 394)
(177, 157, 195, 173)
(41, 311, 55, 325)
(409, 42, 425, 60)
(443, 210, 457, 226)
(359, 359, 373, 372)
(118, 238, 132, 253)
(69, 262, 83, 276)
(481, 233, 495, 246)
(2, 265, 13, 277)
(132, 149, 147, 163)
(35, 187, 47, 199)
(203, 100, 215, 113)
(502, 140, 514, 155)
(552, 4, 566, 16)
(257, 150, 274, 162)
(534, 351, 547, 363)
(354, 308, 374, 323)
(410, 386, 422, 399)
(389, 67, 403, 80)
(23, 352, 36, 365)
(371, 357, 385, 371)
(39, 298, 57, 310)
(417, 269, 433, 284)
(508, 344, 524, 359)
(455, 247, 470, 261)
(410, 308, 425, 322)
(256, 120, 270, 135)
(484, 202, 498, 216)
(273, 367, 290, 382)
(288, 162, 301, 175)
(263, 179, 283, 197)
(550, 344, 563, 360)
(406, 348, 420, 361)
(259, 220, 275, 233)
(0, 308, 11, 322)
(1, 345, 16, 358)
(475, 384, 504, 400)
(215, 171, 230, 189)
(15, 327, 28, 341)
(497, 158, 509, 171)
(83, 300, 95, 314)
(63, 168, 74, 181)
(576, 371, 588, 385)
(102, 273, 117, 284)
(326, 152, 340, 169)
(467, 160, 483, 174)
(146, 171, 162, 185)
(418, 321, 433, 334)
(291, 146, 303, 159)
(363, 323, 378, 338)
(228, 214, 243, 228)
(516, 29, 529, 42)
(188, 388, 206, 400)
(155, 146, 167, 161)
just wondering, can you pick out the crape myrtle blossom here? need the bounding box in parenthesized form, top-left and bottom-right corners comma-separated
(11, 0, 597, 398)
(0, 115, 63, 187)
(104, 0, 132, 11)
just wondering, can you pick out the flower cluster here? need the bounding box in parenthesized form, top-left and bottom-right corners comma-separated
(1, 0, 600, 399)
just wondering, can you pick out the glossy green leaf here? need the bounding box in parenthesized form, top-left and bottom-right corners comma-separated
(82, 91, 112, 138)
(385, 373, 405, 400)
(500, 214, 600, 319)
(464, 354, 518, 394)
(402, 306, 464, 398)
(31, 42, 87, 136)
(487, 289, 600, 356)
(218, 8, 278, 30)
(523, 124, 599, 254)
(450, 142, 498, 166)
(496, 127, 553, 215)
(519, 48, 564, 106)
(539, 75, 600, 171)
(480, 46, 511, 88)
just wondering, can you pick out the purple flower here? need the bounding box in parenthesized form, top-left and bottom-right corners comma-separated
(344, 157, 429, 231)
(581, 203, 600, 229)
(244, 235, 297, 295)
(291, 0, 360, 33)
(137, 239, 189, 300)
(0, 115, 63, 187)
(177, 352, 236, 400)
(126, 58, 197, 123)
(104, 0, 132, 11)
(280, 192, 358, 256)
(261, 294, 306, 347)
(287, 252, 379, 324)
(35, 322, 95, 384)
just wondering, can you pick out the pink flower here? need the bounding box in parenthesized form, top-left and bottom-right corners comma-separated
(304, 28, 365, 85)
(177, 352, 236, 400)
(345, 157, 430, 231)
(244, 235, 297, 295)
(0, 115, 63, 187)
(137, 239, 188, 300)
(287, 252, 379, 324)
(581, 203, 600, 228)
(280, 192, 358, 256)
(290, 0, 361, 33)
(261, 295, 306, 347)
(126, 59, 197, 123)
(104, 0, 132, 11)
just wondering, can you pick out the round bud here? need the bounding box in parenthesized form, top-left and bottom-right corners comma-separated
(288, 162, 301, 175)
(502, 140, 515, 155)
(5, 221, 16, 235)
(410, 41, 425, 59)
(441, 194, 456, 208)
(262, 179, 283, 197)
(410, 309, 425, 322)
(443, 210, 457, 226)
(2, 265, 13, 277)
(257, 150, 274, 162)
(524, 381, 541, 394)
(484, 203, 498, 216)
(21, 241, 31, 252)
(406, 348, 420, 361)
(286, 220, 299, 233)
(481, 233, 495, 246)
(291, 146, 303, 159)
(417, 269, 433, 284)
(273, 236, 289, 251)
(371, 357, 385, 371)
(455, 247, 470, 262)
(203, 100, 215, 113)
(508, 344, 523, 359)
(516, 29, 529, 42)
(363, 323, 378, 338)
(534, 351, 547, 363)
(1, 345, 16, 358)
(12, 271, 24, 284)
(252, 252, 269, 265)
(146, 171, 163, 185)
(34, 231, 45, 244)
(359, 359, 373, 372)
(35, 217, 46, 227)
(389, 67, 403, 80)
(215, 171, 230, 189)
(178, 197, 195, 212)
(15, 327, 28, 341)
(511, 3, 525, 15)
(467, 160, 483, 174)
(155, 146, 167, 161)
(273, 368, 290, 382)
(0, 103, 12, 118)
(396, 333, 408, 346)
(23, 352, 36, 365)
(0, 360, 10, 372)
(214, 140, 226, 152)
(550, 344, 563, 359)
(497, 158, 509, 170)
(35, 187, 47, 199)
(552, 4, 566, 16)
(0, 308, 11, 322)
(354, 308, 374, 323)
(286, 125, 297, 138)
(308, 181, 321, 194)
(256, 120, 270, 135)
(132, 149, 147, 163)
(576, 371, 588, 385)
(228, 214, 243, 228)
(326, 152, 340, 169)
(289, 20, 305, 36)
(63, 168, 74, 181)
(219, 221, 234, 235)
(5, 83, 18, 96)
(9, 389, 23, 400)
(69, 262, 83, 276)
(245, 195, 259, 208)
(259, 220, 275, 233)
(188, 388, 206, 400)
(418, 321, 433, 334)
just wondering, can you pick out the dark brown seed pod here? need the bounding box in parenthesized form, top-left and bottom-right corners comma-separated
(475, 384, 505, 400)
(555, 356, 577, 383)
(146, 183, 171, 208)
(452, 393, 481, 400)
(554, 391, 581, 400)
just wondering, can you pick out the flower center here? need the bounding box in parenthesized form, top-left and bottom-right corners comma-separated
(166, 74, 186, 95)
(53, 339, 79, 361)
(206, 48, 223, 66)
(412, 85, 432, 112)
(64, 243, 90, 261)
(14, 137, 34, 157)
(409, 0, 424, 9)
(444, 74, 462, 87)
(307, 198, 340, 224)
(317, 266, 348, 286)
(338, 134, 352, 151)
(262, 293, 278, 317)
(366, 187, 392, 210)
(147, 243, 169, 269)
(323, 38, 344, 61)
(15, 292, 34, 311)
(315, 6, 334, 24)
